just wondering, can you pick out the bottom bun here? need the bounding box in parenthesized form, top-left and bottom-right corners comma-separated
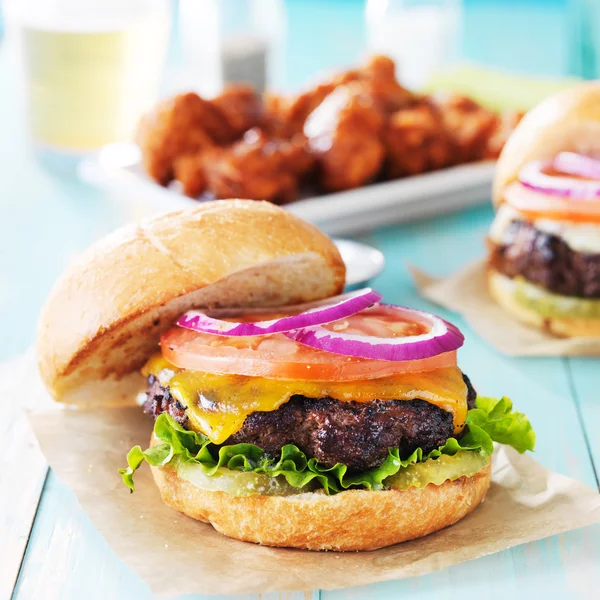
(488, 269, 600, 338)
(150, 460, 491, 551)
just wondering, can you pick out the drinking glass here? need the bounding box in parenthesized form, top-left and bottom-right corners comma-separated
(7, 0, 171, 166)
(365, 0, 462, 89)
(177, 0, 285, 96)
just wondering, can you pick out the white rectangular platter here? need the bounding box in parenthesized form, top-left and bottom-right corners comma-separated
(80, 143, 495, 236)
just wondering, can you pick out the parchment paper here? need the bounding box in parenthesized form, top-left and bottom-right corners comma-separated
(26, 397, 600, 597)
(411, 259, 600, 356)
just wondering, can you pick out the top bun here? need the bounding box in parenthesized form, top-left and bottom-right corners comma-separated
(37, 200, 345, 405)
(493, 81, 600, 206)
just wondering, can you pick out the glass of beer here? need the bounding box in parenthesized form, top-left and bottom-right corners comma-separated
(7, 0, 171, 166)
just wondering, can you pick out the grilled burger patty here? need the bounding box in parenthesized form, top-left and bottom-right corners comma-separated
(227, 397, 454, 469)
(490, 219, 600, 298)
(143, 373, 476, 470)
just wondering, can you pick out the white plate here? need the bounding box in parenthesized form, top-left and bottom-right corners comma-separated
(334, 239, 385, 289)
(80, 143, 495, 236)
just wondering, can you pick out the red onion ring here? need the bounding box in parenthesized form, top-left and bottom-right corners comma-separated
(176, 288, 383, 336)
(519, 159, 600, 199)
(553, 152, 600, 180)
(284, 305, 464, 361)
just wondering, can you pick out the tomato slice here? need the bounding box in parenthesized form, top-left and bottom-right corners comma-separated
(161, 327, 457, 381)
(504, 181, 600, 223)
(320, 304, 430, 337)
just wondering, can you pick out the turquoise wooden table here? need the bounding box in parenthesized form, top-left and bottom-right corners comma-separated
(2, 1, 599, 599)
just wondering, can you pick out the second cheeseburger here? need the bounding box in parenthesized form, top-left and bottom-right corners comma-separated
(37, 200, 534, 551)
(489, 82, 600, 337)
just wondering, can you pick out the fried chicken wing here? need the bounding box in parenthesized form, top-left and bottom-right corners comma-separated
(210, 85, 264, 139)
(384, 101, 452, 178)
(139, 55, 515, 204)
(278, 132, 316, 177)
(355, 55, 416, 114)
(433, 94, 499, 163)
(329, 55, 415, 114)
(264, 82, 336, 138)
(173, 153, 208, 198)
(304, 84, 385, 192)
(137, 92, 230, 185)
(483, 110, 524, 159)
(362, 54, 396, 80)
(265, 55, 413, 139)
(203, 129, 314, 204)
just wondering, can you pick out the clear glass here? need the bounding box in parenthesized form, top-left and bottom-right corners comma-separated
(365, 0, 462, 90)
(7, 0, 171, 164)
(177, 0, 285, 96)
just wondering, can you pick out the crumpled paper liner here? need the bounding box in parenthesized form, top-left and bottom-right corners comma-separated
(27, 399, 600, 597)
(411, 259, 600, 356)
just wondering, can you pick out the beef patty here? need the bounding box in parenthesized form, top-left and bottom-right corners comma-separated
(143, 373, 476, 470)
(489, 220, 600, 298)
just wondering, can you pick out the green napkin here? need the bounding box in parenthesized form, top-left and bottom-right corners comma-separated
(423, 64, 581, 112)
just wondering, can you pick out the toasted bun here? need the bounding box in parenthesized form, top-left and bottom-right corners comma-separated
(488, 269, 600, 337)
(150, 459, 491, 551)
(493, 82, 600, 206)
(37, 200, 345, 405)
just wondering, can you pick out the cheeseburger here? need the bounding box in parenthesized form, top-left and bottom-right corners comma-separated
(37, 200, 534, 551)
(489, 83, 600, 337)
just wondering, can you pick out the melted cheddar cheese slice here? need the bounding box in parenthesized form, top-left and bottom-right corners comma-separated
(143, 354, 468, 444)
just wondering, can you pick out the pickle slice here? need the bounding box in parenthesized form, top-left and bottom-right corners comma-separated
(383, 452, 490, 491)
(176, 459, 316, 497)
(508, 276, 600, 319)
(176, 451, 490, 497)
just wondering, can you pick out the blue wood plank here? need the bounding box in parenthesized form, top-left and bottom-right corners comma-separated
(13, 472, 320, 600)
(320, 207, 600, 599)
(565, 358, 600, 488)
(363, 206, 597, 486)
(15, 206, 599, 599)
(324, 527, 600, 600)
(7, 0, 595, 597)
(0, 400, 47, 599)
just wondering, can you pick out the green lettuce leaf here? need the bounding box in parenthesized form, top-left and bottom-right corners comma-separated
(467, 396, 536, 454)
(120, 395, 535, 494)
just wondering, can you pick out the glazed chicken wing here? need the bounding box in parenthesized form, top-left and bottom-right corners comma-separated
(210, 85, 264, 139)
(264, 82, 336, 138)
(202, 129, 314, 203)
(433, 94, 499, 163)
(137, 92, 231, 185)
(330, 55, 415, 114)
(384, 101, 452, 178)
(265, 55, 413, 139)
(483, 110, 524, 159)
(304, 84, 385, 192)
(138, 55, 515, 205)
(355, 55, 416, 114)
(173, 153, 208, 198)
(433, 94, 523, 163)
